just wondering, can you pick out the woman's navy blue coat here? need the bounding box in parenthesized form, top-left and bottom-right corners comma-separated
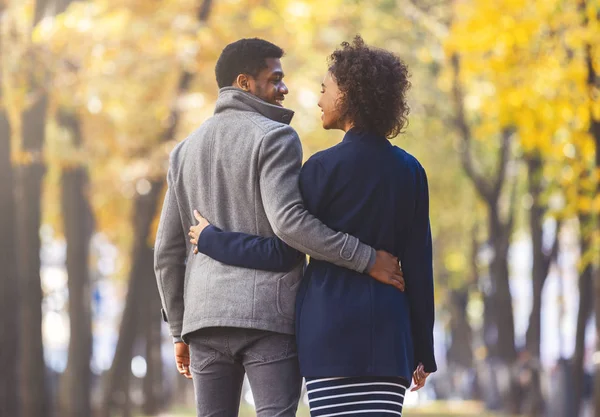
(197, 129, 437, 380)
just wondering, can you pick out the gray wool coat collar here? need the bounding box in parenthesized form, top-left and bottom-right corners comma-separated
(215, 87, 295, 125)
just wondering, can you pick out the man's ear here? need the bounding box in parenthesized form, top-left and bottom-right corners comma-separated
(236, 74, 250, 91)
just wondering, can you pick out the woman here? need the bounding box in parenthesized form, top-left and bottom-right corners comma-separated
(189, 36, 436, 416)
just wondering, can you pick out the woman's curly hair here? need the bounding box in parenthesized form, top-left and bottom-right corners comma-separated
(328, 36, 411, 139)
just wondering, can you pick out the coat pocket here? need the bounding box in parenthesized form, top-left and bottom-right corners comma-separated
(276, 263, 304, 320)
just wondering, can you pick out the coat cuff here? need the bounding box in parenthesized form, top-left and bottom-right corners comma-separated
(339, 234, 374, 274)
(364, 248, 377, 273)
(418, 357, 437, 374)
(196, 224, 218, 254)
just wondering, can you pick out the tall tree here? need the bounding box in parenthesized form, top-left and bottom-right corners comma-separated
(451, 55, 517, 363)
(523, 153, 559, 417)
(16, 86, 49, 417)
(586, 4, 600, 415)
(0, 4, 20, 416)
(101, 2, 213, 415)
(446, 227, 478, 373)
(101, 182, 164, 417)
(142, 253, 164, 416)
(573, 212, 593, 417)
(444, 2, 600, 413)
(51, 0, 94, 414)
(57, 110, 95, 417)
(524, 153, 559, 357)
(15, 0, 90, 414)
(593, 107, 600, 417)
(16, 1, 51, 413)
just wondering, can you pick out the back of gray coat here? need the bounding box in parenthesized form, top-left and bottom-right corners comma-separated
(154, 87, 374, 342)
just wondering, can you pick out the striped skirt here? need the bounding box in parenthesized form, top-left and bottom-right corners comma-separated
(305, 376, 409, 417)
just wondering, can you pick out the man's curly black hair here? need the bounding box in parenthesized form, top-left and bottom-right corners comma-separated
(328, 36, 411, 139)
(215, 38, 284, 88)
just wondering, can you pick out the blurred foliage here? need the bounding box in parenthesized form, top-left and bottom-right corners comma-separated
(2, 0, 599, 332)
(2, 0, 478, 290)
(446, 0, 600, 254)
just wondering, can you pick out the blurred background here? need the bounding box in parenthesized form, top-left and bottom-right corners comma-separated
(1, 0, 599, 416)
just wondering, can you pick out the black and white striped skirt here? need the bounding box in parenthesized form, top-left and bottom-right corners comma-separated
(305, 376, 409, 416)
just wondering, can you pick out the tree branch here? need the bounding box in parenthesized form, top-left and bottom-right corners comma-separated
(542, 220, 561, 280)
(160, 0, 213, 145)
(198, 0, 213, 22)
(451, 54, 495, 203)
(469, 223, 481, 288)
(491, 128, 512, 200)
(55, 0, 76, 15)
(505, 175, 518, 235)
(33, 0, 51, 26)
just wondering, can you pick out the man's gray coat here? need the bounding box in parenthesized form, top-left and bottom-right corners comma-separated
(154, 87, 375, 342)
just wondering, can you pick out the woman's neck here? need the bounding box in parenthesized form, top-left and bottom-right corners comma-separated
(341, 119, 354, 132)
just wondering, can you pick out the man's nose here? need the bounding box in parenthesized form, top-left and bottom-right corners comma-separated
(279, 82, 289, 95)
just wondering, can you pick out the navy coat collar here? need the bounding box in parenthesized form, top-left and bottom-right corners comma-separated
(342, 128, 390, 145)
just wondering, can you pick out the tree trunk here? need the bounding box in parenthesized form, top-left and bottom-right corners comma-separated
(16, 93, 49, 417)
(580, 9, 600, 415)
(100, 263, 139, 417)
(52, 4, 92, 417)
(591, 84, 600, 417)
(523, 153, 559, 417)
(593, 132, 600, 417)
(573, 226, 593, 417)
(0, 118, 20, 417)
(451, 55, 516, 368)
(447, 233, 476, 370)
(0, 7, 20, 413)
(58, 112, 94, 417)
(525, 154, 545, 359)
(16, 1, 73, 414)
(101, 181, 164, 417)
(488, 205, 516, 363)
(142, 246, 164, 416)
(592, 135, 600, 417)
(447, 288, 473, 368)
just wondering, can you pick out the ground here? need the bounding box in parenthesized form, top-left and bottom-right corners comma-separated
(147, 401, 517, 417)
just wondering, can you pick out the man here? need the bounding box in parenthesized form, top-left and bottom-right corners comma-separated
(154, 38, 404, 416)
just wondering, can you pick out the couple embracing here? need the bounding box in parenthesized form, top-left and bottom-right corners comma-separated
(154, 36, 437, 417)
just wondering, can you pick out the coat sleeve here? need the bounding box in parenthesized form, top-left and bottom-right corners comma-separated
(196, 225, 305, 272)
(401, 163, 437, 373)
(154, 156, 187, 343)
(298, 156, 329, 218)
(257, 125, 376, 273)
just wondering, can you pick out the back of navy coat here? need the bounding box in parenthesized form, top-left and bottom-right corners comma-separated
(294, 129, 436, 379)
